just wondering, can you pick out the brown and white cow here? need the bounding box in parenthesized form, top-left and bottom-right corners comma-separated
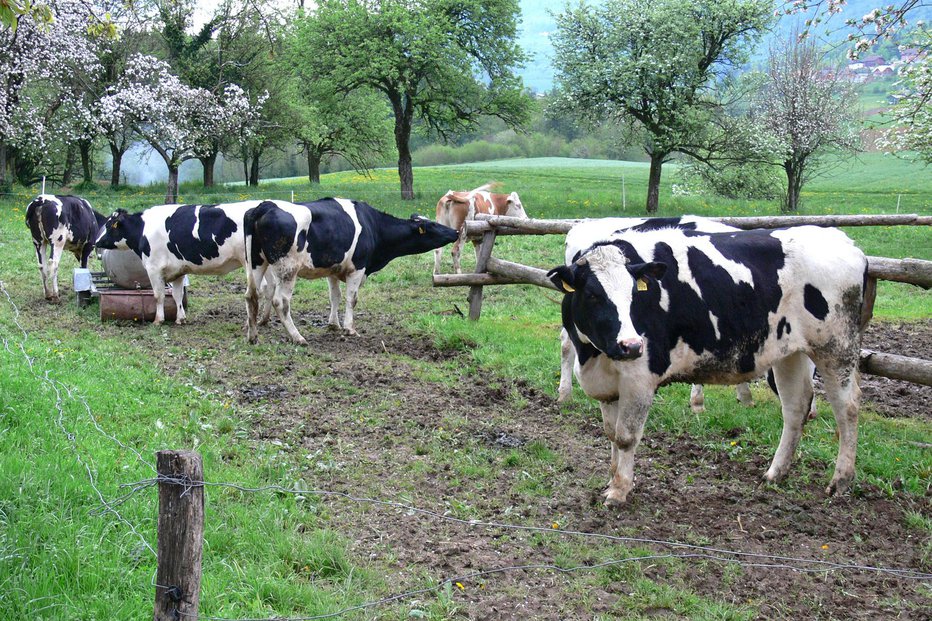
(433, 183, 528, 274)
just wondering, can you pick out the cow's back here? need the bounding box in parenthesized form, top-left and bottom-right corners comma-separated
(619, 227, 866, 383)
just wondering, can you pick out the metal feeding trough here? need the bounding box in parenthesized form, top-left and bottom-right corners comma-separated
(73, 249, 188, 322)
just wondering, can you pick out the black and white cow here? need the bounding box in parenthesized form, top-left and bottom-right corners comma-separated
(548, 226, 868, 506)
(243, 198, 458, 344)
(95, 201, 288, 325)
(25, 194, 106, 302)
(559, 216, 756, 411)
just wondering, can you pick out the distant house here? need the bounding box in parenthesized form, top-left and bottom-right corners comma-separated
(899, 47, 925, 63)
(872, 65, 895, 77)
(861, 55, 887, 68)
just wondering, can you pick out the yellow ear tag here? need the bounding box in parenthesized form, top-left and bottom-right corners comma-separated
(637, 277, 648, 291)
(561, 281, 575, 293)
(418, 226, 425, 234)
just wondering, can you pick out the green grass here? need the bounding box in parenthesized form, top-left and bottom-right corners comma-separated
(1, 154, 929, 619)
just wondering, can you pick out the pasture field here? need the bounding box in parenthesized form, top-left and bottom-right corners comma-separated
(0, 156, 930, 620)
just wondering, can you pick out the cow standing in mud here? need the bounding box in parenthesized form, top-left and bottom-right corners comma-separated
(25, 195, 106, 302)
(549, 226, 868, 506)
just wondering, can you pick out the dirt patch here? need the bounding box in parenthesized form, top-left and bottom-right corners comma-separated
(133, 301, 929, 620)
(859, 319, 932, 421)
(25, 286, 931, 620)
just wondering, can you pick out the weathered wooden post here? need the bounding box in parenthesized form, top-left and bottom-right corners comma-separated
(154, 450, 204, 621)
(468, 229, 497, 320)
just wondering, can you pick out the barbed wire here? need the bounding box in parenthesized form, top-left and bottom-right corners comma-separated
(0, 278, 157, 558)
(140, 475, 932, 582)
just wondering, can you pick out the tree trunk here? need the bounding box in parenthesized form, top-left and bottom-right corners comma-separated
(79, 140, 93, 184)
(645, 151, 665, 214)
(166, 164, 180, 204)
(200, 153, 216, 188)
(62, 146, 75, 187)
(392, 97, 415, 200)
(249, 151, 260, 186)
(307, 148, 321, 184)
(109, 143, 123, 188)
(0, 141, 7, 190)
(783, 161, 802, 213)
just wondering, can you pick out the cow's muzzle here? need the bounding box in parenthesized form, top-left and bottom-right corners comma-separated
(610, 338, 643, 361)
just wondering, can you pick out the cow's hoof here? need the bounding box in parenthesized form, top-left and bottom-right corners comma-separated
(47, 296, 61, 304)
(603, 490, 628, 508)
(175, 318, 186, 326)
(556, 392, 571, 404)
(326, 323, 341, 332)
(690, 404, 705, 414)
(247, 335, 258, 345)
(345, 328, 359, 336)
(294, 337, 308, 346)
(826, 475, 852, 496)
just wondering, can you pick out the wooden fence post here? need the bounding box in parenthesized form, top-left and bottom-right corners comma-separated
(154, 450, 204, 621)
(468, 229, 497, 320)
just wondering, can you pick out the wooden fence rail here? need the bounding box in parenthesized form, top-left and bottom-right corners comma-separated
(436, 214, 932, 387)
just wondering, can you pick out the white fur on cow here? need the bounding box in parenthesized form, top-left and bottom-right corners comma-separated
(25, 194, 106, 302)
(433, 183, 527, 274)
(549, 225, 868, 506)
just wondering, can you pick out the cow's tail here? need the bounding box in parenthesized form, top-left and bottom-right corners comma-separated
(470, 181, 502, 194)
(860, 266, 876, 334)
(244, 200, 279, 271)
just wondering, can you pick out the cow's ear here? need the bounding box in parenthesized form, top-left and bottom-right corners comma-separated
(628, 262, 667, 281)
(547, 265, 577, 294)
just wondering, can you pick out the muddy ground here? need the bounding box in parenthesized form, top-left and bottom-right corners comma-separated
(130, 297, 931, 621)
(23, 286, 931, 620)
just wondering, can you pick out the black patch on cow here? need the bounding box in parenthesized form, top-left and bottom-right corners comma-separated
(777, 317, 791, 339)
(247, 201, 299, 266)
(296, 229, 307, 253)
(302, 199, 356, 269)
(626, 217, 694, 233)
(804, 284, 829, 320)
(164, 205, 238, 265)
(96, 209, 149, 258)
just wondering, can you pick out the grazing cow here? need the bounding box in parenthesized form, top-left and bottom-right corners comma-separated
(25, 194, 106, 302)
(548, 226, 868, 506)
(244, 198, 458, 344)
(94, 201, 285, 325)
(559, 216, 756, 412)
(433, 183, 527, 274)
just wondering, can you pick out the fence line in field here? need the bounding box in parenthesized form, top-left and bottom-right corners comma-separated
(2, 278, 930, 621)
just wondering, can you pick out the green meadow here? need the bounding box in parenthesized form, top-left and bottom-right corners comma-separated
(0, 155, 929, 619)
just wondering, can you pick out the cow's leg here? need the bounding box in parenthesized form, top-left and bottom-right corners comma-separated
(244, 265, 268, 344)
(257, 274, 274, 326)
(79, 243, 94, 269)
(764, 352, 814, 485)
(149, 272, 167, 325)
(603, 396, 652, 506)
(341, 271, 367, 336)
(736, 382, 755, 407)
(34, 241, 51, 300)
(326, 276, 342, 329)
(689, 384, 705, 413)
(271, 272, 306, 345)
(451, 234, 464, 275)
(170, 276, 186, 324)
(433, 248, 443, 275)
(47, 240, 65, 302)
(557, 328, 575, 403)
(819, 363, 860, 495)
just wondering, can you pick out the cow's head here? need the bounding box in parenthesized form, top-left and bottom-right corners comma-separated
(548, 244, 666, 361)
(95, 209, 139, 251)
(505, 192, 527, 219)
(407, 214, 459, 249)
